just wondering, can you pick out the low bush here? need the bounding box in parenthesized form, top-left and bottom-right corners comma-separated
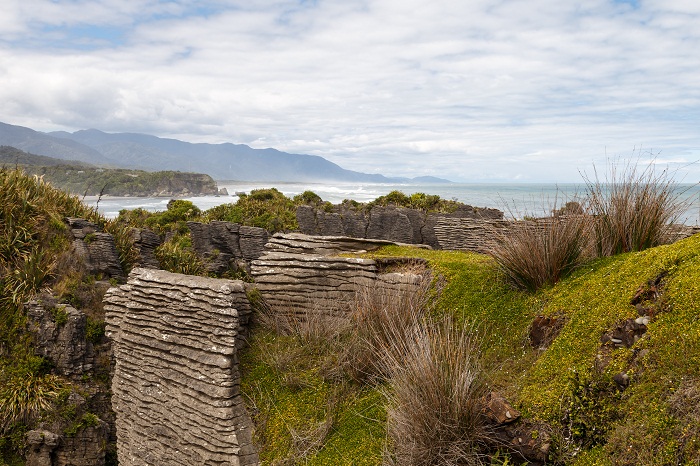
(154, 233, 205, 276)
(204, 188, 298, 232)
(369, 190, 461, 213)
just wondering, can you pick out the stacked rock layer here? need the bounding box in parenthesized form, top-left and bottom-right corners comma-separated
(251, 233, 427, 319)
(104, 268, 258, 466)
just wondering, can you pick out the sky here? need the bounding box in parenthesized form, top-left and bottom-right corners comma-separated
(1, 0, 700, 182)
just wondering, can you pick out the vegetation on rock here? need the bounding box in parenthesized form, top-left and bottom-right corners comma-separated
(0, 168, 130, 463)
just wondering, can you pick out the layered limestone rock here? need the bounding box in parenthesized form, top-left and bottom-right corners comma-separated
(433, 217, 512, 253)
(25, 298, 94, 377)
(296, 204, 504, 249)
(103, 268, 258, 466)
(251, 234, 427, 318)
(130, 228, 161, 268)
(187, 221, 269, 275)
(66, 218, 125, 280)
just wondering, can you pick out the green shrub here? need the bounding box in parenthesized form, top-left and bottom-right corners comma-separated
(369, 190, 460, 213)
(204, 188, 297, 232)
(49, 306, 68, 326)
(86, 318, 106, 344)
(144, 199, 201, 234)
(64, 412, 100, 437)
(154, 233, 205, 276)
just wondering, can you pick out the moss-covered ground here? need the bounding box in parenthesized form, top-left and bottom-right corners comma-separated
(241, 236, 700, 464)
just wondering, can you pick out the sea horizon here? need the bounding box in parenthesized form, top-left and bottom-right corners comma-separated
(84, 180, 700, 225)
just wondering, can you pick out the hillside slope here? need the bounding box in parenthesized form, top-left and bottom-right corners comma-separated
(241, 237, 700, 464)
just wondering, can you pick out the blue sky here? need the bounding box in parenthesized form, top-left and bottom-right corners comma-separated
(1, 0, 699, 182)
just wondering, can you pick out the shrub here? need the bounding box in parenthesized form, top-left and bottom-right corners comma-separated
(154, 233, 205, 276)
(491, 214, 590, 292)
(582, 159, 687, 257)
(369, 190, 460, 213)
(293, 190, 323, 205)
(382, 316, 488, 466)
(144, 199, 201, 234)
(204, 188, 297, 232)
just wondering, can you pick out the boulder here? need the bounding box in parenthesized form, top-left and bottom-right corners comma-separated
(25, 430, 59, 466)
(187, 221, 269, 274)
(129, 228, 161, 268)
(251, 233, 428, 319)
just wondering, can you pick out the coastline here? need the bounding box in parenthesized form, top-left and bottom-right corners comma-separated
(82, 181, 700, 225)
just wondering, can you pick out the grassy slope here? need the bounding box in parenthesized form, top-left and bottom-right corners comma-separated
(241, 237, 700, 464)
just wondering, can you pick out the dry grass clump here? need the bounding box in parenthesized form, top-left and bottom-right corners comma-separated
(342, 275, 434, 383)
(492, 214, 590, 292)
(342, 276, 489, 464)
(382, 316, 488, 466)
(583, 159, 688, 257)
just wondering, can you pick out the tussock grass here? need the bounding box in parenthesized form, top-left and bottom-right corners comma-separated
(342, 276, 433, 383)
(583, 159, 688, 257)
(492, 215, 590, 292)
(382, 316, 488, 466)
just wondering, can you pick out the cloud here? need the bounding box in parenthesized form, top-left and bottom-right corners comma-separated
(0, 0, 699, 181)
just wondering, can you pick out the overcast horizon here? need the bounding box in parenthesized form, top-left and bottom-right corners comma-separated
(1, 0, 699, 182)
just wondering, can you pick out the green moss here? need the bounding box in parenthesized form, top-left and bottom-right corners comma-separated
(240, 328, 385, 465)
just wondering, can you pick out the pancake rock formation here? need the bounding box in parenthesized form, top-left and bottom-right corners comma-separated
(104, 268, 258, 466)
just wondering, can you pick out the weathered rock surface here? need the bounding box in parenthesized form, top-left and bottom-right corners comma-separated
(433, 217, 511, 253)
(26, 298, 94, 377)
(251, 234, 428, 318)
(296, 204, 505, 250)
(25, 430, 59, 466)
(66, 218, 125, 280)
(481, 393, 552, 464)
(54, 419, 110, 466)
(130, 228, 161, 268)
(187, 221, 269, 274)
(104, 268, 258, 466)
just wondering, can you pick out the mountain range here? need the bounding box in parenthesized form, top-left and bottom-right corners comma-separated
(0, 121, 451, 183)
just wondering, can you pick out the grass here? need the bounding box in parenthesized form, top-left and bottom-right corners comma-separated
(0, 168, 125, 461)
(382, 316, 488, 466)
(350, 233, 700, 464)
(491, 215, 590, 292)
(583, 159, 688, 257)
(0, 370, 62, 432)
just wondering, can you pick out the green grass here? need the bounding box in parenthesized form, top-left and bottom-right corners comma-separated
(239, 329, 386, 465)
(342, 237, 700, 463)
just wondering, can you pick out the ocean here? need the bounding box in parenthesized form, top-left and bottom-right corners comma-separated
(84, 181, 700, 225)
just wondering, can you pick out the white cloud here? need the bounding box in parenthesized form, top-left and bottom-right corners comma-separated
(0, 0, 699, 181)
